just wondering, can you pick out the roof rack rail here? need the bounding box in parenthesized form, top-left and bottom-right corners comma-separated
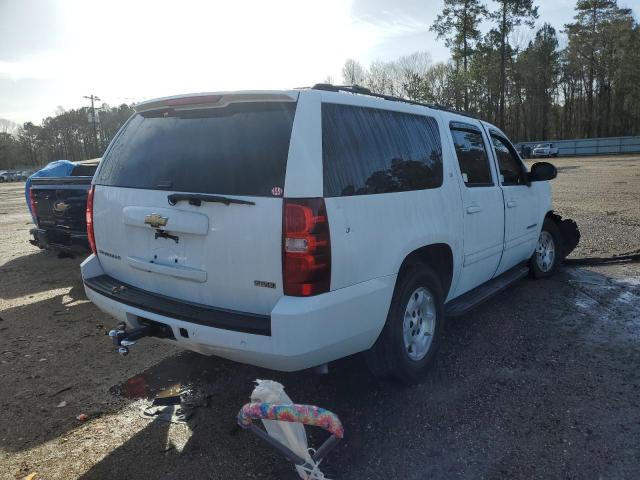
(310, 83, 477, 119)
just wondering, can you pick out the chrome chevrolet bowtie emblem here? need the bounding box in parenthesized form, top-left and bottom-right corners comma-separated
(144, 213, 168, 228)
(53, 201, 69, 213)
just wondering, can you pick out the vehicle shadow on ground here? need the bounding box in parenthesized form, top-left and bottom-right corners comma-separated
(79, 267, 640, 479)
(0, 249, 86, 301)
(0, 244, 178, 456)
(0, 290, 109, 453)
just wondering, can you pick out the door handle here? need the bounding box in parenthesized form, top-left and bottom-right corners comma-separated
(466, 205, 482, 214)
(506, 200, 517, 208)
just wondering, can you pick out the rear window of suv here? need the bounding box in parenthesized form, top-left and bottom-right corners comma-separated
(95, 101, 296, 197)
(322, 103, 443, 197)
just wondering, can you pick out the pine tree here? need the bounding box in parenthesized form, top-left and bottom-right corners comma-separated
(489, 0, 538, 129)
(431, 0, 488, 111)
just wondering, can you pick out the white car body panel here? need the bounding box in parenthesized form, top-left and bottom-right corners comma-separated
(440, 112, 505, 297)
(283, 91, 323, 197)
(317, 92, 463, 298)
(482, 124, 554, 275)
(93, 185, 285, 316)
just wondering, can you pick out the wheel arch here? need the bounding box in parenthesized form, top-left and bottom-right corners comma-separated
(397, 243, 454, 299)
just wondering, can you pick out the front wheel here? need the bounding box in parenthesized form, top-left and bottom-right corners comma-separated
(530, 219, 562, 278)
(365, 264, 445, 384)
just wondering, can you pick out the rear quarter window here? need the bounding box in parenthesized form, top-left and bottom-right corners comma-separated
(322, 103, 443, 197)
(95, 102, 296, 197)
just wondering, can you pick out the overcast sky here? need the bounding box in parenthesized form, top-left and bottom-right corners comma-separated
(0, 0, 629, 124)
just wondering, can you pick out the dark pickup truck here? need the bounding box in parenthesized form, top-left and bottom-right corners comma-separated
(29, 159, 100, 253)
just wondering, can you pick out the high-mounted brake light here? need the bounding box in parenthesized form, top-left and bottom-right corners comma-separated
(283, 198, 331, 296)
(86, 185, 97, 255)
(138, 95, 223, 112)
(165, 95, 222, 107)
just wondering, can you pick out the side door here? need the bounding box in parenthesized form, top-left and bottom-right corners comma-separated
(487, 130, 539, 275)
(448, 120, 505, 297)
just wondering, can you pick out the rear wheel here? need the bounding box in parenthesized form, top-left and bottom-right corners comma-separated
(365, 263, 444, 384)
(530, 218, 562, 278)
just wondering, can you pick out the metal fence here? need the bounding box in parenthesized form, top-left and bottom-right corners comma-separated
(516, 136, 640, 157)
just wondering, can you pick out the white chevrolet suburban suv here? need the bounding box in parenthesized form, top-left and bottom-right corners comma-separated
(81, 85, 568, 382)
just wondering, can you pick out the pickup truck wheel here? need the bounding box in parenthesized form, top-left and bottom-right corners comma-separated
(530, 219, 562, 278)
(365, 264, 444, 384)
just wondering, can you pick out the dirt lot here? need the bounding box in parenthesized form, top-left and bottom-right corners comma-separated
(1, 155, 639, 480)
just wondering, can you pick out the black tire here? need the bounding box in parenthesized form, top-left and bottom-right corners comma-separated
(365, 263, 445, 384)
(530, 218, 563, 278)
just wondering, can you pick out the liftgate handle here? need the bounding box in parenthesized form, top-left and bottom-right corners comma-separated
(237, 402, 344, 464)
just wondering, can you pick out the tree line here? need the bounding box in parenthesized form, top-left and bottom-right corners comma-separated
(1, 0, 638, 170)
(343, 0, 639, 142)
(0, 104, 133, 170)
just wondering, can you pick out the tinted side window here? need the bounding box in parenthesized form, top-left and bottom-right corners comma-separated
(491, 135, 527, 185)
(449, 126, 492, 186)
(322, 104, 443, 197)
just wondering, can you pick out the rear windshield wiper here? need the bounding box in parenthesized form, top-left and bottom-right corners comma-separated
(167, 193, 255, 207)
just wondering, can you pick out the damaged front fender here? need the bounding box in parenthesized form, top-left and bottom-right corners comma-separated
(548, 211, 580, 259)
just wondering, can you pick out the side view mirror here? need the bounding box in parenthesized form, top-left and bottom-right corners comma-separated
(528, 162, 557, 182)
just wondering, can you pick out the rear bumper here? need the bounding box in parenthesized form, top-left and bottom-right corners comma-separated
(30, 227, 90, 252)
(81, 254, 396, 371)
(84, 274, 271, 336)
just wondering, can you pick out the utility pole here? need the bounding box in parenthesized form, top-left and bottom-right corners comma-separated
(83, 94, 101, 157)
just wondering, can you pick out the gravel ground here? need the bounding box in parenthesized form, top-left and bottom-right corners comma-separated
(1, 155, 639, 480)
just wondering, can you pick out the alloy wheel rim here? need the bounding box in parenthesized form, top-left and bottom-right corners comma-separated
(403, 287, 436, 361)
(536, 230, 556, 272)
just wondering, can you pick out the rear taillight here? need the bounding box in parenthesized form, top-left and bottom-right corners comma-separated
(86, 185, 97, 255)
(283, 198, 331, 296)
(28, 188, 37, 224)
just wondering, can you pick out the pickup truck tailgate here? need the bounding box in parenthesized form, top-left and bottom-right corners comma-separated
(31, 178, 93, 232)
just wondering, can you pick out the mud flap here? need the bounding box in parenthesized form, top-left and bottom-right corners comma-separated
(548, 212, 580, 259)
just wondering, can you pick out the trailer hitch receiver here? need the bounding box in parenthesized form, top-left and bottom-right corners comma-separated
(108, 322, 155, 355)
